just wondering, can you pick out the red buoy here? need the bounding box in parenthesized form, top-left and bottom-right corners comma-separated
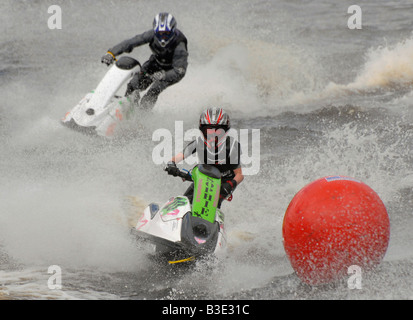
(282, 176, 390, 285)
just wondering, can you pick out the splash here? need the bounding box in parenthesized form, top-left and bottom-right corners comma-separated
(321, 35, 413, 101)
(279, 35, 413, 111)
(160, 34, 413, 117)
(350, 36, 413, 90)
(156, 39, 321, 118)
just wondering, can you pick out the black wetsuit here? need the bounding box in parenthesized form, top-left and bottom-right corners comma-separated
(108, 29, 188, 108)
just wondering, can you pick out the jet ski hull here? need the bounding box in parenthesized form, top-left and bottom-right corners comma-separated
(134, 196, 226, 264)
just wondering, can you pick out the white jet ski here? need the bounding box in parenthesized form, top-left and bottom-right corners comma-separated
(61, 56, 141, 137)
(133, 164, 227, 265)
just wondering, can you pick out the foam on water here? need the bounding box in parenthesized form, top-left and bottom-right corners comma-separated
(1, 0, 413, 300)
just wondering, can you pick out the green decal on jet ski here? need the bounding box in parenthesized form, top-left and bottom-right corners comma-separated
(191, 166, 221, 224)
(161, 196, 188, 216)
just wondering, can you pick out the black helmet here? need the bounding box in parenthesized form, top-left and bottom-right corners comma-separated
(153, 12, 177, 47)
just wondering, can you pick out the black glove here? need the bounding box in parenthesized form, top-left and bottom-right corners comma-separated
(220, 179, 237, 198)
(165, 161, 180, 177)
(101, 52, 115, 66)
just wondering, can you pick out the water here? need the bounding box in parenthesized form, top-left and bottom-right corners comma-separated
(1, 0, 413, 300)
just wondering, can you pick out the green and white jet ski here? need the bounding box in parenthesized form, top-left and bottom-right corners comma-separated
(134, 164, 227, 264)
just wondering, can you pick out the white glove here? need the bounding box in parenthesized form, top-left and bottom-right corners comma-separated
(151, 70, 166, 81)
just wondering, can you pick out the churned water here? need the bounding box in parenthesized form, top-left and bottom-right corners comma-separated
(1, 0, 412, 300)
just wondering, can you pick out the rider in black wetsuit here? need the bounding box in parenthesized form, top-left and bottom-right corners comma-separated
(101, 12, 188, 109)
(166, 107, 244, 208)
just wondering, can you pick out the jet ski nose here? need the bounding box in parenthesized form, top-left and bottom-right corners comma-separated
(193, 223, 208, 238)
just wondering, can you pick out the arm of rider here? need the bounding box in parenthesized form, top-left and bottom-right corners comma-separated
(163, 42, 188, 82)
(165, 161, 180, 176)
(220, 167, 244, 198)
(233, 167, 244, 186)
(102, 30, 153, 66)
(107, 30, 153, 56)
(172, 152, 185, 164)
(165, 153, 185, 177)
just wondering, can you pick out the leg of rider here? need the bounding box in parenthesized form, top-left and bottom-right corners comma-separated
(218, 197, 224, 209)
(139, 80, 166, 109)
(140, 69, 185, 109)
(125, 59, 154, 99)
(126, 73, 146, 99)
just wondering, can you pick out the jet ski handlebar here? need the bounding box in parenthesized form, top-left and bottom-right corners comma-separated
(165, 166, 193, 182)
(176, 169, 193, 182)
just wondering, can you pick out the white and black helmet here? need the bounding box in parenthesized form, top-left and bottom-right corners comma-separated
(153, 12, 177, 47)
(199, 107, 231, 130)
(198, 107, 232, 164)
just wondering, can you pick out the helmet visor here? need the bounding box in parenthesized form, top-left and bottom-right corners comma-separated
(155, 30, 174, 42)
(200, 125, 229, 146)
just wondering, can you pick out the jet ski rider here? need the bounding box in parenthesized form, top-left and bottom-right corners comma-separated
(166, 107, 244, 208)
(101, 12, 188, 109)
